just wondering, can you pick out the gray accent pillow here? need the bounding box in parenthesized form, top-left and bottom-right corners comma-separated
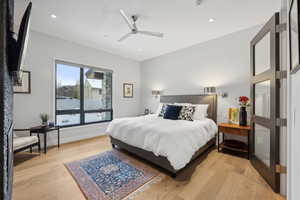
(178, 106, 195, 121)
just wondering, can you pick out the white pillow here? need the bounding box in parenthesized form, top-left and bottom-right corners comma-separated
(193, 104, 209, 120)
(156, 103, 174, 115)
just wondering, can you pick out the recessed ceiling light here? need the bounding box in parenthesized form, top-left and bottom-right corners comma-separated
(209, 18, 215, 23)
(50, 14, 57, 19)
(138, 49, 142, 52)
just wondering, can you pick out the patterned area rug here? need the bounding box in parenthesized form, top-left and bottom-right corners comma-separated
(65, 150, 163, 200)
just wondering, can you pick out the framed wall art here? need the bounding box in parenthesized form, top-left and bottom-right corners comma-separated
(13, 71, 31, 94)
(123, 83, 133, 98)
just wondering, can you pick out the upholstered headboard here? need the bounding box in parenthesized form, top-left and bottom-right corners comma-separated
(160, 94, 218, 122)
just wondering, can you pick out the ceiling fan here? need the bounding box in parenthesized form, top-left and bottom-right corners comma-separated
(118, 9, 164, 42)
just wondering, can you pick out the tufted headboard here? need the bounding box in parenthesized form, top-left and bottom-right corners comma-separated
(160, 94, 218, 122)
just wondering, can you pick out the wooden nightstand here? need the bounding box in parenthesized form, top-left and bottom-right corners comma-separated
(217, 123, 251, 159)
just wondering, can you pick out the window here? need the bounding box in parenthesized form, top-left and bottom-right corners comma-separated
(55, 60, 113, 127)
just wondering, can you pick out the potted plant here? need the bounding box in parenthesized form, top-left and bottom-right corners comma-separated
(238, 96, 250, 126)
(40, 113, 49, 126)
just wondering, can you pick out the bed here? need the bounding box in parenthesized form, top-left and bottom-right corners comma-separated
(107, 94, 218, 176)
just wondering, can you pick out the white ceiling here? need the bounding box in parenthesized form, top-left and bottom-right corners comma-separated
(15, 0, 280, 61)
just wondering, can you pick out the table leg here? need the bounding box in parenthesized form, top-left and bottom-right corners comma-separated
(30, 131, 33, 153)
(37, 134, 41, 152)
(57, 128, 60, 148)
(248, 131, 250, 160)
(44, 133, 47, 154)
(217, 131, 220, 152)
(222, 132, 225, 143)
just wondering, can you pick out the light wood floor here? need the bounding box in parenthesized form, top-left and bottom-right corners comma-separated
(13, 136, 285, 200)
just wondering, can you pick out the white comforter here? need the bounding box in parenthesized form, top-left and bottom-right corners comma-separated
(106, 115, 218, 170)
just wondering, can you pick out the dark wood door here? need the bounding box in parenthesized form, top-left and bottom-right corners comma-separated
(250, 13, 280, 192)
(0, 0, 14, 199)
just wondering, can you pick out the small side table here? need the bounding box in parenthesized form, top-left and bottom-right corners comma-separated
(30, 125, 60, 154)
(217, 123, 251, 159)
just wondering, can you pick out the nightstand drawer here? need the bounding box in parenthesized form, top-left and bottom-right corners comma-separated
(218, 126, 249, 136)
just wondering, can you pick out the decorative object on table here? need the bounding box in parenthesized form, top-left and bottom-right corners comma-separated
(152, 90, 161, 98)
(228, 107, 239, 124)
(48, 121, 55, 128)
(203, 86, 216, 94)
(238, 96, 250, 126)
(289, 0, 300, 74)
(39, 113, 49, 125)
(65, 150, 164, 200)
(144, 108, 150, 115)
(123, 83, 133, 98)
(13, 70, 31, 94)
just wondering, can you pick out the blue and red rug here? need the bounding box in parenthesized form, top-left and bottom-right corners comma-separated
(65, 150, 163, 200)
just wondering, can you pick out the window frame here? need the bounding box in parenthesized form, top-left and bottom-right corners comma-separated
(55, 60, 113, 128)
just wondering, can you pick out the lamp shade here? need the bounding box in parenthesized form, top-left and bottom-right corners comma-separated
(152, 90, 161, 96)
(204, 87, 216, 94)
(85, 69, 104, 80)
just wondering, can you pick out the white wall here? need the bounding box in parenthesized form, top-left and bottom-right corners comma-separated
(290, 73, 300, 200)
(13, 31, 141, 146)
(288, 0, 300, 197)
(140, 25, 260, 124)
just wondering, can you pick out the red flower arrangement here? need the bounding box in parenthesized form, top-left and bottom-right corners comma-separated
(239, 96, 250, 107)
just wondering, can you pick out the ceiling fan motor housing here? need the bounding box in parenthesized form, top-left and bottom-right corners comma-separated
(131, 15, 138, 33)
(132, 15, 138, 22)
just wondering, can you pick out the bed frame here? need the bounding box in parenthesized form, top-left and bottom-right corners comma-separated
(111, 94, 218, 176)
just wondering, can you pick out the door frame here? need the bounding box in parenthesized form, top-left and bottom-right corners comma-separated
(250, 12, 281, 192)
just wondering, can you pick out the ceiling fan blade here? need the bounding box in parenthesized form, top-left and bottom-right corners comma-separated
(118, 32, 132, 42)
(120, 9, 134, 30)
(138, 30, 164, 38)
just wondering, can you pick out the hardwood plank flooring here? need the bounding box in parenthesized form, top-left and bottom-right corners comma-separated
(13, 136, 285, 200)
